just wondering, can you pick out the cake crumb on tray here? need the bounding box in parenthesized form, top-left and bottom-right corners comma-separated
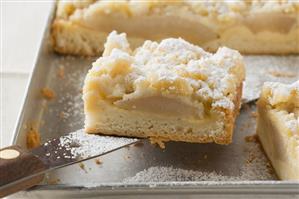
(57, 65, 65, 79)
(245, 134, 258, 143)
(95, 159, 102, 165)
(26, 127, 41, 149)
(41, 87, 55, 100)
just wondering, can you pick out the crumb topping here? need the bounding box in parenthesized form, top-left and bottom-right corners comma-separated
(59, 0, 299, 26)
(56, 0, 96, 19)
(85, 31, 245, 115)
(57, 0, 299, 31)
(261, 80, 299, 136)
(262, 80, 299, 107)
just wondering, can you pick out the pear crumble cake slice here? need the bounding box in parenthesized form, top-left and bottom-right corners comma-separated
(257, 81, 299, 180)
(52, 0, 299, 56)
(83, 31, 245, 145)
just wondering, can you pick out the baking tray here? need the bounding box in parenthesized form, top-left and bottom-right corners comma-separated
(10, 2, 299, 198)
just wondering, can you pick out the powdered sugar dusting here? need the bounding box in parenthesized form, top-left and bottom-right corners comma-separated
(263, 80, 299, 106)
(124, 167, 235, 182)
(56, 58, 86, 129)
(124, 141, 275, 183)
(59, 129, 139, 159)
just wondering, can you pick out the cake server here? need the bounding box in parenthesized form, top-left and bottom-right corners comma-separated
(0, 129, 139, 197)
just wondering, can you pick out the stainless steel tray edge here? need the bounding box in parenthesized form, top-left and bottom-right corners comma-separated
(12, 2, 56, 147)
(13, 182, 299, 198)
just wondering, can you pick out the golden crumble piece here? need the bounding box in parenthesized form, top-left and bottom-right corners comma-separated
(41, 88, 55, 100)
(26, 127, 41, 149)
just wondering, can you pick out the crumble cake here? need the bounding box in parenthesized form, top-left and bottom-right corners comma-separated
(83, 31, 245, 145)
(257, 81, 299, 180)
(52, 0, 299, 56)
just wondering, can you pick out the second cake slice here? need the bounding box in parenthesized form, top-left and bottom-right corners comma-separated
(83, 31, 245, 145)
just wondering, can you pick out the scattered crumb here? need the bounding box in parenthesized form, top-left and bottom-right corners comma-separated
(203, 154, 208, 159)
(124, 155, 131, 160)
(26, 127, 41, 149)
(59, 111, 66, 119)
(95, 159, 102, 165)
(79, 162, 87, 173)
(269, 70, 296, 78)
(250, 111, 258, 118)
(133, 142, 144, 147)
(246, 151, 256, 164)
(41, 87, 55, 100)
(245, 134, 258, 143)
(149, 137, 167, 149)
(57, 65, 65, 79)
(240, 126, 246, 132)
(240, 122, 251, 132)
(47, 178, 60, 185)
(79, 162, 85, 169)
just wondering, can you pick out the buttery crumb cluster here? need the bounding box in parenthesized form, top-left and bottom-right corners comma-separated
(85, 31, 245, 115)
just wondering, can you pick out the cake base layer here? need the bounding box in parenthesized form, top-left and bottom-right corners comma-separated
(85, 84, 242, 145)
(52, 19, 299, 56)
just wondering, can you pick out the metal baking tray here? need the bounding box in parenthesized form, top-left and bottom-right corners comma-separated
(11, 2, 299, 198)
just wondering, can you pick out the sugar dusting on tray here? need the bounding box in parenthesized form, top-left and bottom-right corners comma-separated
(59, 129, 138, 159)
(46, 56, 92, 134)
(123, 141, 275, 182)
(55, 57, 86, 129)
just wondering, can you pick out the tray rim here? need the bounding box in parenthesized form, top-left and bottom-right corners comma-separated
(11, 2, 56, 146)
(11, 1, 299, 195)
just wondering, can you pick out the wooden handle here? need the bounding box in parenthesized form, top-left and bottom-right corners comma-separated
(0, 145, 47, 197)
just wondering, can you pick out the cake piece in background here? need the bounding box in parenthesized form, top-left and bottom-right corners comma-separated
(83, 31, 245, 146)
(52, 0, 299, 56)
(257, 80, 299, 180)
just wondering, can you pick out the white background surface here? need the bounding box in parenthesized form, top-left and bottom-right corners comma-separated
(1, 1, 53, 147)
